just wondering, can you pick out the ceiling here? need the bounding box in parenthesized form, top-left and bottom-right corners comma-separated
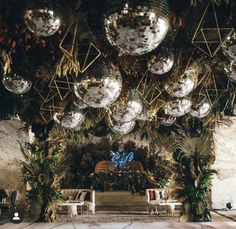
(0, 0, 235, 139)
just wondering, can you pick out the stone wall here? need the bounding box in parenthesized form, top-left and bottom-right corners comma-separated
(0, 119, 28, 194)
(212, 117, 236, 209)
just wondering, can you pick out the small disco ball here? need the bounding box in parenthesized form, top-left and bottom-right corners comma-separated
(110, 119, 136, 135)
(224, 60, 236, 81)
(163, 98, 192, 117)
(148, 48, 174, 75)
(160, 116, 176, 126)
(104, 0, 169, 56)
(53, 110, 84, 130)
(24, 3, 62, 37)
(74, 60, 122, 109)
(112, 90, 143, 123)
(222, 32, 236, 61)
(189, 99, 211, 119)
(2, 74, 32, 94)
(165, 70, 197, 98)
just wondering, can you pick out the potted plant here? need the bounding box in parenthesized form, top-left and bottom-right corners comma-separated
(173, 130, 216, 222)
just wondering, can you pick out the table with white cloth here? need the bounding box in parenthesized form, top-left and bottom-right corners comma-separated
(58, 201, 84, 217)
(159, 200, 182, 216)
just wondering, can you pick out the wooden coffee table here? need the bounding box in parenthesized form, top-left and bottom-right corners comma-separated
(58, 201, 84, 217)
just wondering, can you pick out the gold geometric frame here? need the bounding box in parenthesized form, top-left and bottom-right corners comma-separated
(57, 15, 101, 77)
(192, 0, 234, 57)
(136, 70, 163, 106)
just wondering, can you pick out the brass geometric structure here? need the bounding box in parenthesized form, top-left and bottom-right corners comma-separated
(136, 70, 162, 106)
(34, 79, 56, 102)
(192, 0, 234, 57)
(49, 74, 75, 101)
(56, 15, 101, 77)
(77, 42, 101, 73)
(39, 96, 64, 123)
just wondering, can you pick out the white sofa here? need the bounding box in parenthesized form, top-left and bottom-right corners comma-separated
(61, 189, 95, 215)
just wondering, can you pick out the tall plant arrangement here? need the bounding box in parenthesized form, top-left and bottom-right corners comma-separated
(173, 130, 216, 222)
(20, 138, 67, 222)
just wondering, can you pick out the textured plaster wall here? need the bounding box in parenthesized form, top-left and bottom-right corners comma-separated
(212, 117, 236, 209)
(0, 120, 28, 193)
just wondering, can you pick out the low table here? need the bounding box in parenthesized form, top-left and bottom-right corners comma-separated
(58, 201, 84, 217)
(159, 201, 182, 216)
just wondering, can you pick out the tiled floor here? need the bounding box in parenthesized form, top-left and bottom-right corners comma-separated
(0, 211, 236, 229)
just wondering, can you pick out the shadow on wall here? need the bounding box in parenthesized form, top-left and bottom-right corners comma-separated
(0, 167, 25, 194)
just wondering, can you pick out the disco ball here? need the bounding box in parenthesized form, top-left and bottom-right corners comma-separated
(163, 98, 192, 117)
(53, 110, 84, 130)
(165, 70, 197, 97)
(148, 48, 174, 75)
(104, 0, 170, 56)
(189, 99, 211, 119)
(24, 7, 62, 37)
(160, 116, 176, 126)
(112, 90, 143, 122)
(74, 61, 122, 108)
(222, 32, 236, 61)
(110, 120, 136, 135)
(224, 60, 236, 81)
(2, 74, 32, 94)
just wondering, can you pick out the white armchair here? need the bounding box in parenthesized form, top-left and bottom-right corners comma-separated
(146, 189, 161, 215)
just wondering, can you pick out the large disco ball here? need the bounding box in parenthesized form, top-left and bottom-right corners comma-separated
(2, 74, 32, 94)
(189, 99, 211, 119)
(112, 90, 143, 122)
(222, 32, 236, 61)
(160, 116, 176, 126)
(74, 61, 122, 108)
(53, 110, 84, 130)
(165, 70, 197, 98)
(224, 60, 236, 81)
(163, 98, 192, 117)
(24, 4, 62, 37)
(110, 120, 136, 135)
(104, 0, 170, 56)
(148, 48, 174, 75)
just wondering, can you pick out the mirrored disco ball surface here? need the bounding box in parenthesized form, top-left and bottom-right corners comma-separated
(189, 99, 211, 119)
(222, 32, 236, 61)
(148, 48, 174, 75)
(112, 91, 143, 122)
(164, 98, 192, 117)
(74, 61, 122, 108)
(53, 111, 84, 130)
(2, 75, 32, 94)
(160, 116, 176, 126)
(24, 8, 61, 37)
(104, 0, 169, 56)
(225, 60, 236, 81)
(110, 120, 136, 135)
(165, 70, 197, 97)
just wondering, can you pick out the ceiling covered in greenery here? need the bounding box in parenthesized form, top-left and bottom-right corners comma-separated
(0, 0, 235, 139)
